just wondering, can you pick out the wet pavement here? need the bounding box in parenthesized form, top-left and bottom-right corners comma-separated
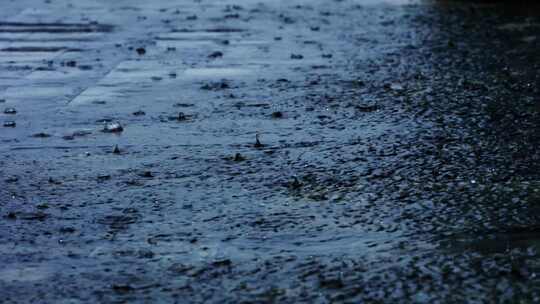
(1, 0, 540, 303)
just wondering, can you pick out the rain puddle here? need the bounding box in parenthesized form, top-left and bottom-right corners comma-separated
(0, 22, 114, 33)
(157, 231, 402, 265)
(184, 67, 252, 79)
(0, 266, 51, 282)
(0, 46, 81, 52)
(157, 32, 225, 40)
(0, 52, 58, 62)
(4, 85, 76, 99)
(171, 28, 245, 33)
(352, 0, 422, 5)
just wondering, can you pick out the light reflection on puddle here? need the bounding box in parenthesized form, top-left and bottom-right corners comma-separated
(184, 67, 252, 78)
(352, 0, 422, 4)
(4, 85, 75, 99)
(158, 32, 227, 40)
(0, 266, 50, 282)
(156, 40, 215, 49)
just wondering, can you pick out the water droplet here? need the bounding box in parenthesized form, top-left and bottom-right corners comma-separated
(3, 121, 16, 127)
(103, 122, 124, 133)
(4, 108, 16, 114)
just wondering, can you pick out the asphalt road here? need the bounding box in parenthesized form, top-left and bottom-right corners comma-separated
(1, 0, 540, 303)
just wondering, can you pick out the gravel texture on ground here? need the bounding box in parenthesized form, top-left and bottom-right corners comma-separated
(1, 0, 540, 303)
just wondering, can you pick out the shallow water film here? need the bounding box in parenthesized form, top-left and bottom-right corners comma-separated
(1, 0, 540, 303)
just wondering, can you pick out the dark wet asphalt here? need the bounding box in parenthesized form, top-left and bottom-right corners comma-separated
(1, 0, 540, 303)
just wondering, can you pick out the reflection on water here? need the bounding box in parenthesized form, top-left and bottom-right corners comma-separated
(184, 67, 252, 78)
(351, 0, 422, 4)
